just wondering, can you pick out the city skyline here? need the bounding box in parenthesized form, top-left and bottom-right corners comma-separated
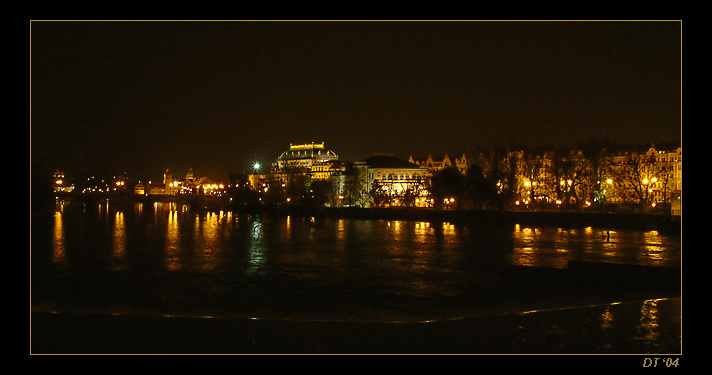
(31, 20, 681, 179)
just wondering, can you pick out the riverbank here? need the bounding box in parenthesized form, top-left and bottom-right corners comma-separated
(258, 206, 682, 233)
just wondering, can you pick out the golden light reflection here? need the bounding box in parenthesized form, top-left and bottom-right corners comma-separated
(600, 306, 613, 331)
(643, 231, 665, 262)
(52, 211, 64, 263)
(112, 211, 126, 270)
(511, 247, 535, 266)
(199, 212, 220, 270)
(638, 299, 660, 343)
(442, 222, 455, 237)
(413, 221, 431, 242)
(393, 220, 402, 236)
(602, 230, 620, 258)
(166, 211, 180, 271)
(336, 218, 345, 241)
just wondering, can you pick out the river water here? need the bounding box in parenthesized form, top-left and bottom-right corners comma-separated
(31, 201, 681, 323)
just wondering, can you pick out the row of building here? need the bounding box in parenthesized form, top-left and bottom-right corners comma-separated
(251, 141, 682, 213)
(53, 141, 682, 214)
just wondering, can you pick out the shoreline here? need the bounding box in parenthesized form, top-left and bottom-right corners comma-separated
(232, 205, 682, 233)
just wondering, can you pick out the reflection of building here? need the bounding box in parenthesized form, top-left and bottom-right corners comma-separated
(276, 142, 338, 171)
(355, 154, 430, 207)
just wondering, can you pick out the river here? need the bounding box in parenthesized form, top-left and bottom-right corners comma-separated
(31, 200, 681, 323)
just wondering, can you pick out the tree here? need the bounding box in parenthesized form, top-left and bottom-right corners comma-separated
(579, 138, 611, 211)
(369, 179, 389, 207)
(308, 178, 334, 208)
(518, 150, 547, 210)
(548, 146, 591, 210)
(609, 151, 668, 209)
(227, 172, 258, 206)
(464, 164, 498, 210)
(430, 167, 466, 209)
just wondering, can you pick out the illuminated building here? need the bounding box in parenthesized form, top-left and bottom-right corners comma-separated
(472, 143, 683, 213)
(355, 154, 430, 207)
(148, 169, 178, 195)
(409, 154, 469, 175)
(276, 142, 338, 171)
(272, 142, 346, 199)
(604, 145, 682, 211)
(53, 170, 74, 193)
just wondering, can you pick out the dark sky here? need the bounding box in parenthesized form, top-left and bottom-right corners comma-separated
(31, 21, 681, 180)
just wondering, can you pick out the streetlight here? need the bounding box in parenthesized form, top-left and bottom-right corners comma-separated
(253, 162, 261, 174)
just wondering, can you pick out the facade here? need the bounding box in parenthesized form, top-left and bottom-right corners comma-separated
(604, 146, 682, 208)
(409, 154, 468, 175)
(275, 142, 338, 171)
(138, 168, 226, 196)
(470, 144, 682, 213)
(354, 154, 430, 207)
(53, 170, 74, 193)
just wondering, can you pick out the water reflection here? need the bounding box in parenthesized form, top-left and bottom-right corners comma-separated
(47, 206, 681, 275)
(166, 211, 180, 271)
(638, 299, 660, 344)
(52, 211, 64, 263)
(511, 224, 680, 269)
(248, 216, 265, 274)
(39, 202, 681, 323)
(112, 211, 125, 270)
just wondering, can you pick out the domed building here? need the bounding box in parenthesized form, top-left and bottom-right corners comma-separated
(276, 142, 338, 171)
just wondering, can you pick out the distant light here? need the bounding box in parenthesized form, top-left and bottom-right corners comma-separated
(253, 162, 261, 171)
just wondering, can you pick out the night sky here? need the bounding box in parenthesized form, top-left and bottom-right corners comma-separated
(31, 21, 681, 181)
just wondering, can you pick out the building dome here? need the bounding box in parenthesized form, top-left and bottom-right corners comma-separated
(277, 142, 338, 170)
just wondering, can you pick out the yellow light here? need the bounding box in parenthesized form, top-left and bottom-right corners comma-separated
(607, 179, 613, 184)
(524, 181, 530, 187)
(652, 178, 658, 183)
(643, 179, 649, 184)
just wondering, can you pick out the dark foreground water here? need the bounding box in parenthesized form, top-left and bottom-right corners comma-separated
(31, 201, 682, 353)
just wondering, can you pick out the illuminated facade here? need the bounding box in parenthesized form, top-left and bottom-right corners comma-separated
(604, 146, 682, 209)
(409, 154, 469, 175)
(276, 142, 338, 171)
(53, 170, 74, 193)
(355, 154, 430, 207)
(139, 168, 226, 196)
(483, 144, 683, 213)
